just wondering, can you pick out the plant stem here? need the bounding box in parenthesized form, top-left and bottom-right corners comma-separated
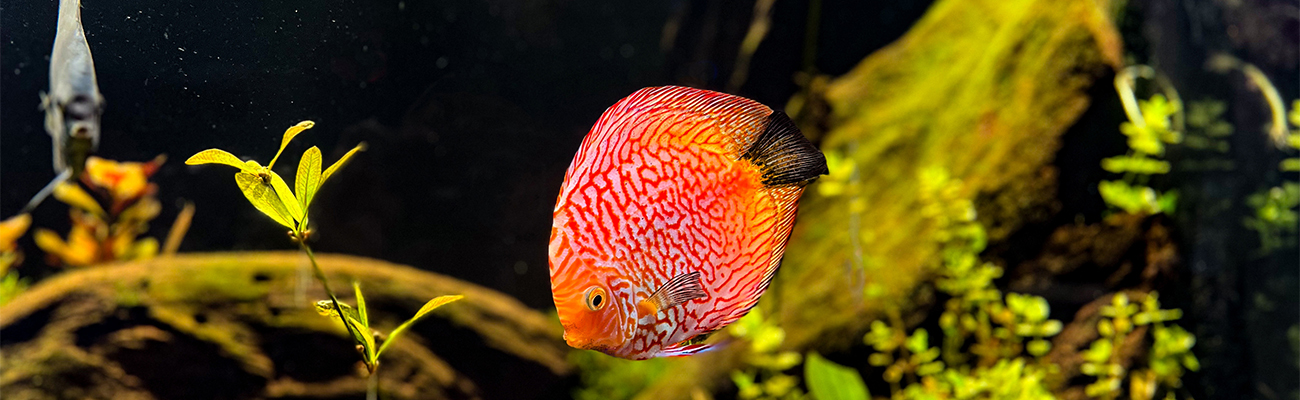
(367, 368, 379, 400)
(299, 241, 366, 361)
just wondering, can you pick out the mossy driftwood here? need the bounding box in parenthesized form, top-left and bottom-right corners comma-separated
(0, 252, 570, 400)
(631, 0, 1123, 397)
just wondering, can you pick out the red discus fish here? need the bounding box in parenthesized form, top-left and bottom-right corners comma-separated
(548, 86, 827, 359)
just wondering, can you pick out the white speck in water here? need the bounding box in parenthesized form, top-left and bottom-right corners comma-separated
(398, 1, 405, 10)
(359, 81, 367, 89)
(178, 47, 185, 51)
(435, 57, 448, 69)
(13, 68, 20, 75)
(163, 32, 169, 39)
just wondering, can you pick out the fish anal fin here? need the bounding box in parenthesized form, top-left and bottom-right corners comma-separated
(645, 271, 707, 313)
(742, 111, 829, 187)
(658, 339, 731, 357)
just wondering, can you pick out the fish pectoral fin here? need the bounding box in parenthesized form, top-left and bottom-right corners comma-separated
(645, 271, 707, 312)
(658, 339, 729, 357)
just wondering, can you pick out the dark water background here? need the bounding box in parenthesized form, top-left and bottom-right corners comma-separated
(2, 0, 1296, 399)
(2, 0, 931, 307)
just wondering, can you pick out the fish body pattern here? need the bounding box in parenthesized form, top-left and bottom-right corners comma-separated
(549, 86, 827, 359)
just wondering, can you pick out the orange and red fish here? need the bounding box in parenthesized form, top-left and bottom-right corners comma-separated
(548, 86, 827, 359)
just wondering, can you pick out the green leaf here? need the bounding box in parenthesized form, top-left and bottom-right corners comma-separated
(321, 143, 368, 186)
(297, 146, 323, 212)
(235, 172, 295, 229)
(266, 171, 303, 226)
(805, 352, 869, 400)
(52, 182, 105, 217)
(314, 299, 374, 361)
(905, 329, 929, 354)
(185, 148, 257, 172)
(269, 121, 314, 169)
(1101, 155, 1171, 174)
(353, 281, 369, 328)
(375, 295, 464, 358)
(1281, 157, 1299, 172)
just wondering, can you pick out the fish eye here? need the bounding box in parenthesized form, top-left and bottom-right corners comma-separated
(584, 286, 607, 311)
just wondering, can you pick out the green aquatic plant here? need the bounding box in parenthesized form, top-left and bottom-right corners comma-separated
(1180, 99, 1234, 170)
(0, 214, 31, 306)
(1242, 100, 1300, 254)
(799, 185, 1060, 399)
(1100, 66, 1182, 215)
(314, 282, 463, 373)
(1082, 292, 1198, 400)
(186, 121, 462, 399)
(569, 347, 671, 400)
(805, 352, 869, 400)
(730, 306, 807, 400)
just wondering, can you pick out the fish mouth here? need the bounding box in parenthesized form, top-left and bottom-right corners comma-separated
(561, 326, 618, 352)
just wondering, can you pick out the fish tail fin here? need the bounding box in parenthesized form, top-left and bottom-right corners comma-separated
(742, 111, 828, 187)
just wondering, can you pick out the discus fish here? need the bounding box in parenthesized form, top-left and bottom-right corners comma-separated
(548, 86, 827, 359)
(24, 0, 104, 214)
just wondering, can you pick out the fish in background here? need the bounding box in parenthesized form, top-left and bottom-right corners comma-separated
(548, 86, 827, 359)
(23, 0, 105, 214)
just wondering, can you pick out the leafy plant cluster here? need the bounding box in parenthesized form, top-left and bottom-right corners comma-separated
(797, 164, 1201, 399)
(730, 306, 807, 400)
(0, 214, 32, 306)
(1242, 100, 1300, 253)
(1099, 68, 1182, 215)
(187, 121, 462, 395)
(1081, 293, 1198, 400)
(569, 347, 670, 400)
(33, 156, 168, 267)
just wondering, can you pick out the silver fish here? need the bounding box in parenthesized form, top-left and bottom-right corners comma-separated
(24, 0, 104, 213)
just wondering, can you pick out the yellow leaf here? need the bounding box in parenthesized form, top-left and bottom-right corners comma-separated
(269, 121, 315, 169)
(186, 149, 255, 172)
(376, 294, 464, 358)
(0, 214, 32, 251)
(321, 142, 367, 187)
(235, 172, 295, 230)
(266, 172, 303, 226)
(52, 182, 105, 216)
(296, 147, 322, 212)
(33, 229, 67, 257)
(353, 281, 369, 328)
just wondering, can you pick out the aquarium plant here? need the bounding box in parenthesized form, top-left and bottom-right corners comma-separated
(730, 306, 807, 400)
(1099, 66, 1182, 215)
(185, 121, 462, 397)
(33, 156, 166, 267)
(0, 213, 32, 306)
(1242, 100, 1299, 253)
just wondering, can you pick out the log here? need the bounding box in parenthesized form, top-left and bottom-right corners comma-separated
(0, 251, 572, 400)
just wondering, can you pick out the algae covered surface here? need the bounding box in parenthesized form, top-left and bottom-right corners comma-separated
(775, 0, 1122, 348)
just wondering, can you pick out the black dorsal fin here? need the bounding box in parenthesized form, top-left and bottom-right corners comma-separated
(741, 112, 829, 187)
